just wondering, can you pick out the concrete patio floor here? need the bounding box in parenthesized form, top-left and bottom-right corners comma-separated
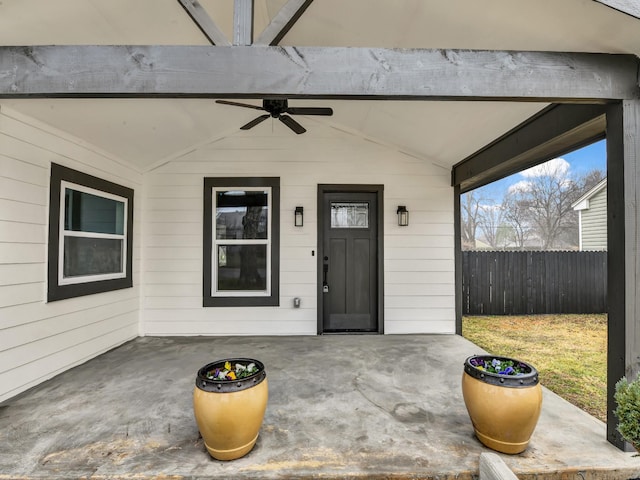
(1, 334, 639, 480)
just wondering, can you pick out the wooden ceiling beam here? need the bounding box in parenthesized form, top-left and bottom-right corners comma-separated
(593, 0, 640, 19)
(0, 46, 637, 101)
(254, 0, 314, 46)
(233, 0, 254, 46)
(177, 0, 231, 46)
(452, 104, 608, 192)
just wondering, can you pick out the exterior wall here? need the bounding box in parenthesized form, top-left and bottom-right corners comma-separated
(142, 125, 455, 336)
(581, 187, 608, 250)
(0, 106, 141, 403)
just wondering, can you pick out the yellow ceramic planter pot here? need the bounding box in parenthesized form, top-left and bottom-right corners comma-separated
(462, 355, 542, 454)
(193, 358, 268, 461)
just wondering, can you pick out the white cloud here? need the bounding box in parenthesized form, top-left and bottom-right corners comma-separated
(520, 158, 570, 179)
(508, 180, 532, 194)
(480, 203, 502, 211)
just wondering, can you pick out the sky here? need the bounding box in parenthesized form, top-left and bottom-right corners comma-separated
(470, 139, 607, 204)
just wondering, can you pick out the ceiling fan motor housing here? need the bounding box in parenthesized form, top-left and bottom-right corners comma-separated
(263, 99, 287, 117)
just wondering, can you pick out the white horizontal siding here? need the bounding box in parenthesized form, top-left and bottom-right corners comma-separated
(0, 106, 142, 403)
(0, 221, 47, 243)
(0, 198, 44, 224)
(0, 282, 44, 308)
(0, 263, 44, 286)
(142, 125, 455, 336)
(0, 305, 138, 370)
(0, 242, 44, 264)
(0, 320, 136, 401)
(1, 297, 139, 352)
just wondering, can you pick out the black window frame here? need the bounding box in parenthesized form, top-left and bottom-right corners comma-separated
(47, 163, 134, 302)
(203, 177, 280, 307)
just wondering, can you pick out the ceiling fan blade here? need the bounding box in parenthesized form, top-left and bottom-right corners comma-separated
(216, 100, 265, 111)
(286, 107, 333, 116)
(240, 114, 270, 130)
(279, 115, 306, 134)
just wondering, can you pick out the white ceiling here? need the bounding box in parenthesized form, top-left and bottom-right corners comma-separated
(1, 0, 638, 172)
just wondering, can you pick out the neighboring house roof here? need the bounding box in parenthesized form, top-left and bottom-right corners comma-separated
(572, 179, 608, 211)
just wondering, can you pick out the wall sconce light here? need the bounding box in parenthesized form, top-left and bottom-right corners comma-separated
(397, 205, 409, 226)
(295, 206, 304, 227)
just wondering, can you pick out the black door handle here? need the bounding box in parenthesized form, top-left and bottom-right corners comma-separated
(323, 257, 329, 291)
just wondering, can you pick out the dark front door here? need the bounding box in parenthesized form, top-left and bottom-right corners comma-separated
(320, 191, 379, 333)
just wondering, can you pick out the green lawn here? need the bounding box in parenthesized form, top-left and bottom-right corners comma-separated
(462, 314, 607, 422)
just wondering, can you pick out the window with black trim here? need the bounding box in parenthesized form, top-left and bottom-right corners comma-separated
(48, 163, 134, 302)
(203, 177, 280, 307)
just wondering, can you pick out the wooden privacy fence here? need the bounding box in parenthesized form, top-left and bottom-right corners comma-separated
(462, 251, 607, 315)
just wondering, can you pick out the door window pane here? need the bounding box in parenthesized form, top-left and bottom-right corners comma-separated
(331, 202, 369, 228)
(217, 245, 267, 291)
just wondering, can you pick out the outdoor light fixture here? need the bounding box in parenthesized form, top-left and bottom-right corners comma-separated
(295, 206, 304, 227)
(397, 206, 409, 226)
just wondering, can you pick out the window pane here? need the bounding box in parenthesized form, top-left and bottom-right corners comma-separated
(216, 191, 268, 240)
(63, 237, 123, 277)
(331, 202, 369, 228)
(217, 245, 267, 291)
(65, 189, 125, 235)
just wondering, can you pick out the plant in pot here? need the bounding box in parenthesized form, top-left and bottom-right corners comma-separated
(462, 354, 542, 454)
(614, 375, 640, 453)
(193, 358, 268, 461)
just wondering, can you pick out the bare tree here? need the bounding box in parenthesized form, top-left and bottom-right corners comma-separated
(501, 161, 605, 250)
(478, 204, 505, 249)
(463, 160, 605, 251)
(461, 190, 482, 250)
(501, 192, 533, 249)
(581, 169, 606, 192)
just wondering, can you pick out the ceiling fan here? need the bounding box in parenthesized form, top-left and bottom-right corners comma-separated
(215, 99, 333, 134)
